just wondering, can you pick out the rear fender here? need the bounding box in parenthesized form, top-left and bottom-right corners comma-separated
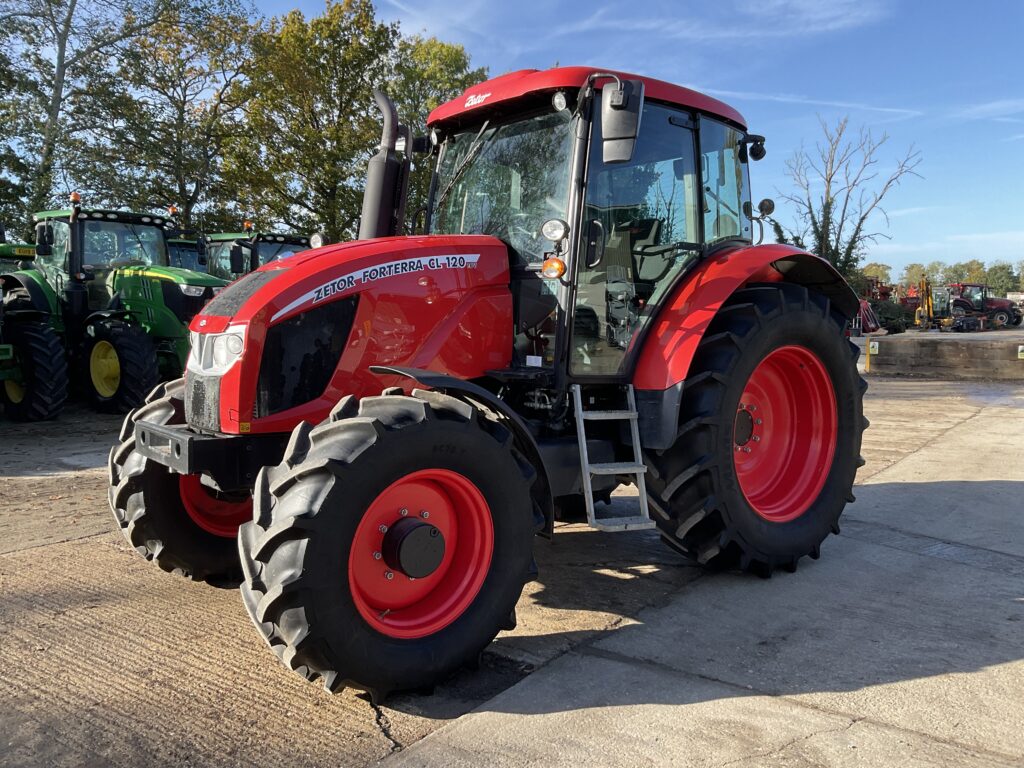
(1, 270, 59, 318)
(85, 309, 132, 327)
(633, 243, 857, 449)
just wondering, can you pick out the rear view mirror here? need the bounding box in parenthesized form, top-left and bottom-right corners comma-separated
(229, 244, 245, 274)
(34, 221, 53, 257)
(600, 78, 645, 164)
(585, 219, 605, 268)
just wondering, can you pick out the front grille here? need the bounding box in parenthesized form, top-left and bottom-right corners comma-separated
(256, 297, 357, 418)
(161, 282, 217, 325)
(185, 372, 221, 432)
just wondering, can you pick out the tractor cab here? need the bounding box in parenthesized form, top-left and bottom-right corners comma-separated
(357, 69, 772, 386)
(205, 228, 314, 280)
(953, 283, 987, 312)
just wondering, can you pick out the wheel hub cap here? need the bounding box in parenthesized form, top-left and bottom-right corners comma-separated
(381, 518, 446, 578)
(89, 340, 121, 398)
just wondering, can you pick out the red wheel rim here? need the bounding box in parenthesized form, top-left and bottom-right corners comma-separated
(179, 475, 253, 537)
(733, 345, 837, 523)
(349, 469, 494, 639)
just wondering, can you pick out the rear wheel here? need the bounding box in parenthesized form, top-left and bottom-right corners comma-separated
(1, 321, 68, 421)
(108, 378, 246, 585)
(85, 320, 159, 413)
(238, 389, 535, 702)
(646, 284, 866, 574)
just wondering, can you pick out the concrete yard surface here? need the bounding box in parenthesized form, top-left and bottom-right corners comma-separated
(1, 377, 1022, 767)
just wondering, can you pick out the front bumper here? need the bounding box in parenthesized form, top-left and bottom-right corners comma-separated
(134, 420, 286, 491)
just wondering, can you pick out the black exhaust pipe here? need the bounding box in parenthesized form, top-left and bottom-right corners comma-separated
(359, 90, 405, 240)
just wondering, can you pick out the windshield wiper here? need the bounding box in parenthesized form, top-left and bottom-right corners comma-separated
(433, 120, 495, 220)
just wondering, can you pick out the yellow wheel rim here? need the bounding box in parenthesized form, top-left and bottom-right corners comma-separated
(4, 378, 25, 404)
(90, 340, 121, 398)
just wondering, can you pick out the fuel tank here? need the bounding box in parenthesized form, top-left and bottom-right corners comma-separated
(186, 235, 513, 435)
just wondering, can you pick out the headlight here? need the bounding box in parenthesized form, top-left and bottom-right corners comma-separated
(179, 284, 206, 297)
(187, 324, 247, 375)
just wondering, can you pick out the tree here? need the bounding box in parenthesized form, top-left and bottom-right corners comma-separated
(899, 262, 928, 287)
(861, 262, 891, 285)
(985, 261, 1018, 296)
(223, 0, 399, 241)
(944, 259, 986, 285)
(68, 3, 253, 228)
(390, 34, 486, 231)
(1, 0, 177, 222)
(771, 116, 921, 278)
(925, 260, 946, 285)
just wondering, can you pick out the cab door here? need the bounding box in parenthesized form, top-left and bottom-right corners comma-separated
(570, 102, 701, 377)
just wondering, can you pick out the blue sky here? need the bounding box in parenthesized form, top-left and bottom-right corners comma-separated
(269, 0, 1024, 273)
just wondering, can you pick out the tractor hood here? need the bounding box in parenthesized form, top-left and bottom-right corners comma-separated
(118, 264, 227, 287)
(191, 234, 510, 331)
(186, 234, 514, 435)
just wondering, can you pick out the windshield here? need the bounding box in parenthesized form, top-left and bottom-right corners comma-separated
(169, 242, 202, 272)
(82, 220, 167, 268)
(257, 241, 308, 264)
(431, 110, 575, 263)
(206, 241, 235, 280)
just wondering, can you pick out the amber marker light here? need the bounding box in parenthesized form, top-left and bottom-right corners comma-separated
(69, 191, 81, 204)
(167, 205, 179, 216)
(244, 220, 254, 232)
(541, 257, 567, 279)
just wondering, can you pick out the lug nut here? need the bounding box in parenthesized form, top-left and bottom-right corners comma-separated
(385, 571, 394, 580)
(420, 510, 430, 519)
(373, 551, 382, 560)
(378, 524, 388, 533)
(400, 508, 408, 517)
(753, 436, 760, 442)
(738, 402, 745, 410)
(755, 418, 763, 425)
(749, 405, 757, 411)
(743, 446, 752, 453)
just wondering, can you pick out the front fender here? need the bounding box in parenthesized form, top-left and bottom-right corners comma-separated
(633, 244, 857, 391)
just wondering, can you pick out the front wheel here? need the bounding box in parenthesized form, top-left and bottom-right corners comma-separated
(646, 283, 867, 574)
(238, 389, 536, 702)
(85, 320, 159, 413)
(108, 378, 247, 584)
(989, 309, 1012, 328)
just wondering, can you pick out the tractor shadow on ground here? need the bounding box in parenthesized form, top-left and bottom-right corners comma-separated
(388, 480, 1024, 720)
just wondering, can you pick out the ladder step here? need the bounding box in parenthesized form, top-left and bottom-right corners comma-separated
(590, 516, 657, 532)
(589, 462, 647, 476)
(581, 410, 638, 421)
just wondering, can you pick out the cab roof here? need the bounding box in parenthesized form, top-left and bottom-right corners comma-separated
(34, 209, 175, 227)
(206, 232, 310, 244)
(428, 66, 746, 130)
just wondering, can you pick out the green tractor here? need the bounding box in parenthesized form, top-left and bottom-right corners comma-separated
(0, 196, 227, 412)
(0, 230, 68, 421)
(204, 226, 315, 280)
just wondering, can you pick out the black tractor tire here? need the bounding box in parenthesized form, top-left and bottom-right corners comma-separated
(989, 309, 1012, 328)
(84, 320, 159, 413)
(108, 378, 244, 585)
(1013, 312, 1023, 327)
(646, 283, 867, 575)
(1, 321, 68, 421)
(238, 389, 536, 702)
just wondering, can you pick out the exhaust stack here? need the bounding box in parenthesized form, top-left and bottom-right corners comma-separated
(359, 90, 409, 240)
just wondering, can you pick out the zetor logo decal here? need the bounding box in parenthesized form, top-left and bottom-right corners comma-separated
(465, 92, 491, 108)
(272, 254, 480, 321)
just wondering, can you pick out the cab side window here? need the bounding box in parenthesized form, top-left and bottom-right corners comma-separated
(40, 220, 71, 275)
(700, 118, 752, 245)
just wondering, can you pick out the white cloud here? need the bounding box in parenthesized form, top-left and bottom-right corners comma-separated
(952, 99, 1024, 120)
(692, 86, 921, 119)
(562, 0, 886, 42)
(886, 206, 943, 219)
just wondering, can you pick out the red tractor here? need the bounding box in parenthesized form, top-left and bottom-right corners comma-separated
(108, 67, 866, 702)
(948, 283, 1022, 327)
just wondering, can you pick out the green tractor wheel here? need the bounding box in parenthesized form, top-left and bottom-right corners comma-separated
(1, 321, 68, 421)
(84, 320, 159, 413)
